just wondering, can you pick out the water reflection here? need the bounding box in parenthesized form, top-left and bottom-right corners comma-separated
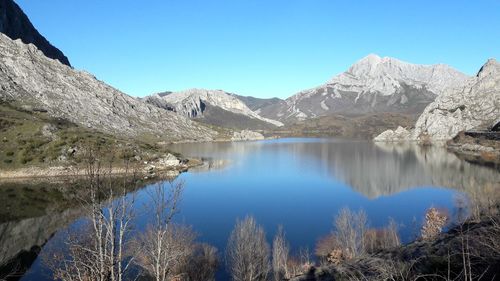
(0, 138, 498, 280)
(0, 208, 83, 279)
(169, 139, 500, 199)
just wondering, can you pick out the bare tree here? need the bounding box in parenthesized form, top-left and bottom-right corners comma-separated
(137, 223, 196, 281)
(272, 226, 290, 281)
(334, 207, 367, 258)
(225, 216, 271, 281)
(135, 180, 188, 281)
(50, 147, 138, 281)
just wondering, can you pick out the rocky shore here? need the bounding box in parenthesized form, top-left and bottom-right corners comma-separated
(291, 212, 500, 281)
(0, 153, 203, 180)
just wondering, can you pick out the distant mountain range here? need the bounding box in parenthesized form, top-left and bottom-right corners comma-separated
(142, 55, 471, 138)
(0, 0, 496, 144)
(249, 54, 470, 123)
(143, 89, 283, 130)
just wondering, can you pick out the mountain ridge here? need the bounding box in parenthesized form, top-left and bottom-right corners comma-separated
(0, 0, 70, 66)
(0, 33, 217, 142)
(144, 89, 283, 130)
(255, 54, 470, 123)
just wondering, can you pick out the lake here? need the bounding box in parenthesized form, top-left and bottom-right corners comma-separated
(2, 138, 499, 280)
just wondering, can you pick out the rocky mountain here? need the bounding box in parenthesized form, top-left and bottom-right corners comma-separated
(411, 59, 500, 142)
(144, 89, 283, 130)
(0, 0, 70, 66)
(232, 94, 286, 114)
(259, 54, 469, 123)
(0, 33, 216, 141)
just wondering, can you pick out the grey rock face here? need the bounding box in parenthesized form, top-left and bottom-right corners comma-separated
(231, 130, 265, 141)
(412, 59, 500, 141)
(0, 0, 70, 66)
(260, 54, 469, 123)
(373, 126, 411, 142)
(0, 34, 216, 141)
(144, 89, 283, 129)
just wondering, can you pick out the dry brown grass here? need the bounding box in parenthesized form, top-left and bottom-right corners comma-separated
(315, 209, 401, 267)
(421, 207, 448, 240)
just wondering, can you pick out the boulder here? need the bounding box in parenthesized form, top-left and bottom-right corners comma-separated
(157, 153, 181, 167)
(231, 130, 265, 141)
(374, 126, 411, 142)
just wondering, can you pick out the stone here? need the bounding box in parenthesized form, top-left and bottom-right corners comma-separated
(374, 126, 411, 142)
(157, 153, 181, 167)
(231, 130, 265, 141)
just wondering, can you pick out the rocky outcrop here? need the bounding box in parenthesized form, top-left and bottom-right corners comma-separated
(231, 130, 265, 141)
(157, 153, 181, 167)
(411, 59, 500, 142)
(258, 54, 469, 123)
(145, 89, 283, 128)
(0, 0, 70, 66)
(0, 33, 217, 141)
(373, 126, 411, 142)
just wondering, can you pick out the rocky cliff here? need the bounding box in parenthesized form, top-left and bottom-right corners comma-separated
(259, 54, 469, 123)
(411, 59, 500, 141)
(0, 0, 70, 66)
(0, 33, 216, 141)
(145, 89, 283, 130)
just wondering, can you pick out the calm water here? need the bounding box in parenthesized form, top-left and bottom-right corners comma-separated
(2, 138, 499, 280)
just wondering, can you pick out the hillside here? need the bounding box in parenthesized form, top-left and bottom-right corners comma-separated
(0, 33, 217, 142)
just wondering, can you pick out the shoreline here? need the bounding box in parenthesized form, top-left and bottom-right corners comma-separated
(0, 158, 204, 181)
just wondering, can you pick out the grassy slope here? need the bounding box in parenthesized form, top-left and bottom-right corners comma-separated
(270, 113, 417, 139)
(0, 102, 176, 170)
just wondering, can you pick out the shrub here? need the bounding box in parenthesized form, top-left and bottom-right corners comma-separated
(21, 156, 33, 164)
(226, 216, 271, 281)
(364, 219, 400, 253)
(334, 207, 367, 258)
(421, 208, 448, 240)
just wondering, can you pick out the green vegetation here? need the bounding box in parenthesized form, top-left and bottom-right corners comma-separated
(0, 102, 174, 170)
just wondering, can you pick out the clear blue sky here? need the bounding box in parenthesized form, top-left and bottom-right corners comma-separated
(15, 0, 500, 98)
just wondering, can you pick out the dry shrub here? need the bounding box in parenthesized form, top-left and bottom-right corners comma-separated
(316, 211, 401, 267)
(334, 208, 367, 258)
(421, 207, 448, 240)
(181, 243, 219, 281)
(284, 258, 301, 278)
(272, 226, 290, 281)
(480, 150, 497, 162)
(466, 182, 500, 221)
(315, 234, 340, 263)
(225, 216, 271, 281)
(364, 219, 400, 253)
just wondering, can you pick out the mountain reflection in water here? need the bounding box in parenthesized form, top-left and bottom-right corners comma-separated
(0, 138, 498, 281)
